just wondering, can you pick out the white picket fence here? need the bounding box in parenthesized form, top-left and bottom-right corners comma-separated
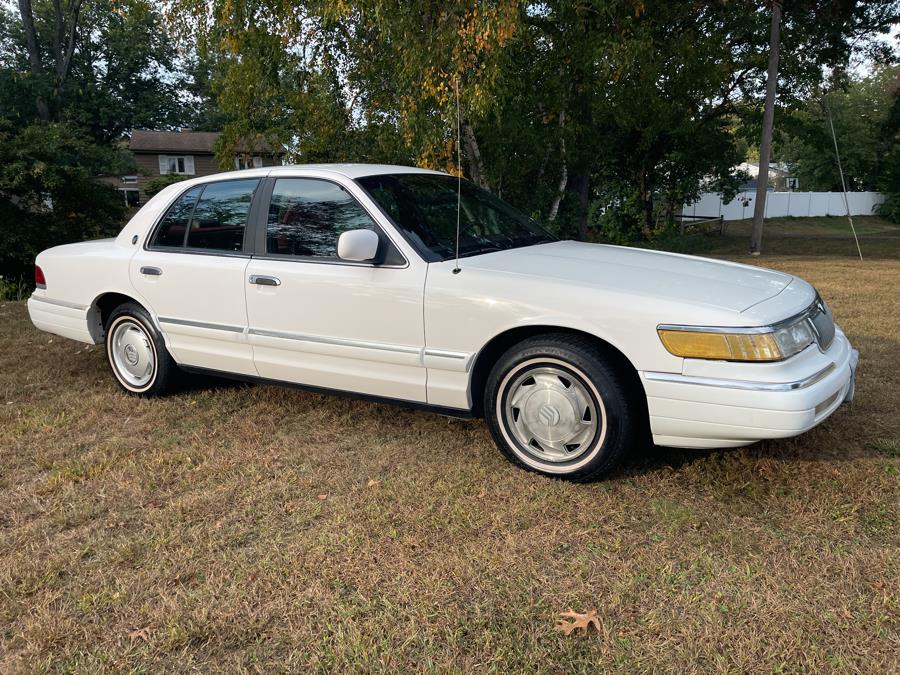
(683, 191, 885, 221)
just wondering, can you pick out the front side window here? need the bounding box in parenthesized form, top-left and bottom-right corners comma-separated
(266, 179, 378, 258)
(356, 173, 555, 260)
(149, 179, 258, 252)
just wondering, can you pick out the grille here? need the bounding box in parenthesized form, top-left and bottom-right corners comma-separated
(808, 298, 835, 351)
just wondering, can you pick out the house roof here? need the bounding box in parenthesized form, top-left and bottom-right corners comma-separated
(128, 130, 280, 155)
(129, 130, 220, 153)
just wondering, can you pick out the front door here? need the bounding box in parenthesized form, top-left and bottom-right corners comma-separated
(245, 176, 427, 401)
(130, 178, 260, 376)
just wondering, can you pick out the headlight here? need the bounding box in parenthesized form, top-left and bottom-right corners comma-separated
(771, 319, 816, 359)
(658, 316, 815, 362)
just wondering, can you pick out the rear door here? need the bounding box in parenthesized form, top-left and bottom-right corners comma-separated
(130, 178, 261, 376)
(244, 175, 428, 401)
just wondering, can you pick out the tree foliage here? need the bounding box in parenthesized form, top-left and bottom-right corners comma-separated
(778, 66, 899, 194)
(1, 0, 897, 291)
(0, 0, 220, 286)
(164, 0, 898, 240)
(0, 120, 127, 280)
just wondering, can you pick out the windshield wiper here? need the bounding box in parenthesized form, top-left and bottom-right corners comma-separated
(509, 233, 555, 247)
(457, 243, 505, 258)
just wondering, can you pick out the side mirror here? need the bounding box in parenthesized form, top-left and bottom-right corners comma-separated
(337, 229, 380, 262)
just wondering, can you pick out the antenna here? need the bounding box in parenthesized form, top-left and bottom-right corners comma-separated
(452, 76, 462, 274)
(825, 97, 863, 261)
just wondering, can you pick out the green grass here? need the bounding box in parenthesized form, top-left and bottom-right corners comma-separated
(669, 216, 900, 259)
(722, 215, 900, 238)
(1, 251, 899, 672)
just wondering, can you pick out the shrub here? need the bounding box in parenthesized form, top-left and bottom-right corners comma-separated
(144, 173, 189, 197)
(0, 121, 126, 283)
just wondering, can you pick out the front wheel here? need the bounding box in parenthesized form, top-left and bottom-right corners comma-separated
(105, 302, 179, 396)
(484, 334, 638, 481)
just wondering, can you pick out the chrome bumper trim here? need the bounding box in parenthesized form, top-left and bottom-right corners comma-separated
(28, 295, 87, 311)
(643, 363, 837, 392)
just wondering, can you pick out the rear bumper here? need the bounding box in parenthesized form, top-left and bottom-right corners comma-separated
(641, 329, 858, 449)
(27, 294, 95, 344)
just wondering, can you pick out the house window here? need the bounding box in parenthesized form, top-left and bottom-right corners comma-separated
(234, 156, 264, 170)
(122, 175, 138, 185)
(158, 154, 195, 176)
(120, 189, 140, 207)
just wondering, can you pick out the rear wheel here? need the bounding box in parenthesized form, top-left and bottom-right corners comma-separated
(105, 302, 179, 396)
(484, 334, 638, 481)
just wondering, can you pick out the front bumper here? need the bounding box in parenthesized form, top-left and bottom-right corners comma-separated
(641, 328, 858, 449)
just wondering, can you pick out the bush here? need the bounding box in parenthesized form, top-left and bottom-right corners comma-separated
(144, 173, 189, 197)
(0, 121, 127, 284)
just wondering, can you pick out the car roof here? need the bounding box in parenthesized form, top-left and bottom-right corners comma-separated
(267, 163, 448, 179)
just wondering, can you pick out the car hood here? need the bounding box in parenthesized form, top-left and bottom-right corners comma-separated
(462, 240, 794, 314)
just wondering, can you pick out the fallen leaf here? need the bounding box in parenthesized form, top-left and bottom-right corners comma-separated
(128, 626, 151, 642)
(556, 608, 603, 636)
(367, 479, 380, 487)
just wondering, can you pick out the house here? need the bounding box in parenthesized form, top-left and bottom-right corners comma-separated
(105, 129, 282, 206)
(736, 161, 799, 191)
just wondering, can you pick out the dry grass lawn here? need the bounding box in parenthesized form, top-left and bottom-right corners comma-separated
(1, 247, 898, 672)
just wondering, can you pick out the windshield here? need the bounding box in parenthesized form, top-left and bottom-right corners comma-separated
(355, 173, 556, 261)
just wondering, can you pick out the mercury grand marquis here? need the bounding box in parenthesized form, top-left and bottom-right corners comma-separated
(27, 164, 858, 480)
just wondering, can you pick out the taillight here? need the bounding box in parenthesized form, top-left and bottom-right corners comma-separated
(35, 265, 46, 289)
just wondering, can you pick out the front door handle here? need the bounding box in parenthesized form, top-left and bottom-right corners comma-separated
(140, 266, 162, 276)
(249, 275, 281, 287)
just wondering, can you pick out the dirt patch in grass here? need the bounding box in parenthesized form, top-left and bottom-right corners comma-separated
(1, 255, 898, 672)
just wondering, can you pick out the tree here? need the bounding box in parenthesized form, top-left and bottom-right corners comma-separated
(161, 0, 897, 242)
(0, 120, 126, 280)
(0, 0, 219, 287)
(778, 66, 899, 192)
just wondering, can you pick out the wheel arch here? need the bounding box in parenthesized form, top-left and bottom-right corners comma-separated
(468, 325, 648, 427)
(87, 291, 149, 343)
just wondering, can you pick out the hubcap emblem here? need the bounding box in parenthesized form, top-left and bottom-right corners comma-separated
(537, 404, 560, 427)
(123, 343, 139, 366)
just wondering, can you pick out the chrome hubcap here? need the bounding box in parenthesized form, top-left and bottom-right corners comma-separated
(110, 320, 155, 388)
(503, 364, 602, 463)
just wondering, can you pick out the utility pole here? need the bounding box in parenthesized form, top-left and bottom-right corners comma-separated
(750, 0, 783, 255)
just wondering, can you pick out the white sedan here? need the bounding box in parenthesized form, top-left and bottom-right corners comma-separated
(27, 164, 858, 480)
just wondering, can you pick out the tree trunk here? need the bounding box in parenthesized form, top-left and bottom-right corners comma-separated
(548, 111, 567, 222)
(17, 0, 50, 120)
(573, 170, 590, 241)
(548, 158, 567, 222)
(639, 170, 654, 236)
(461, 121, 487, 189)
(750, 0, 783, 255)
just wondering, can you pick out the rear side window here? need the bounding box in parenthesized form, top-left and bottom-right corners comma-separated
(187, 179, 259, 251)
(149, 179, 259, 252)
(151, 186, 202, 248)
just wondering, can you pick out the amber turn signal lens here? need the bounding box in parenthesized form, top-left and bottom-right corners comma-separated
(657, 329, 783, 361)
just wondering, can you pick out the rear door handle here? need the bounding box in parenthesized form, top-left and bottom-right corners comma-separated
(140, 266, 162, 276)
(249, 275, 281, 287)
